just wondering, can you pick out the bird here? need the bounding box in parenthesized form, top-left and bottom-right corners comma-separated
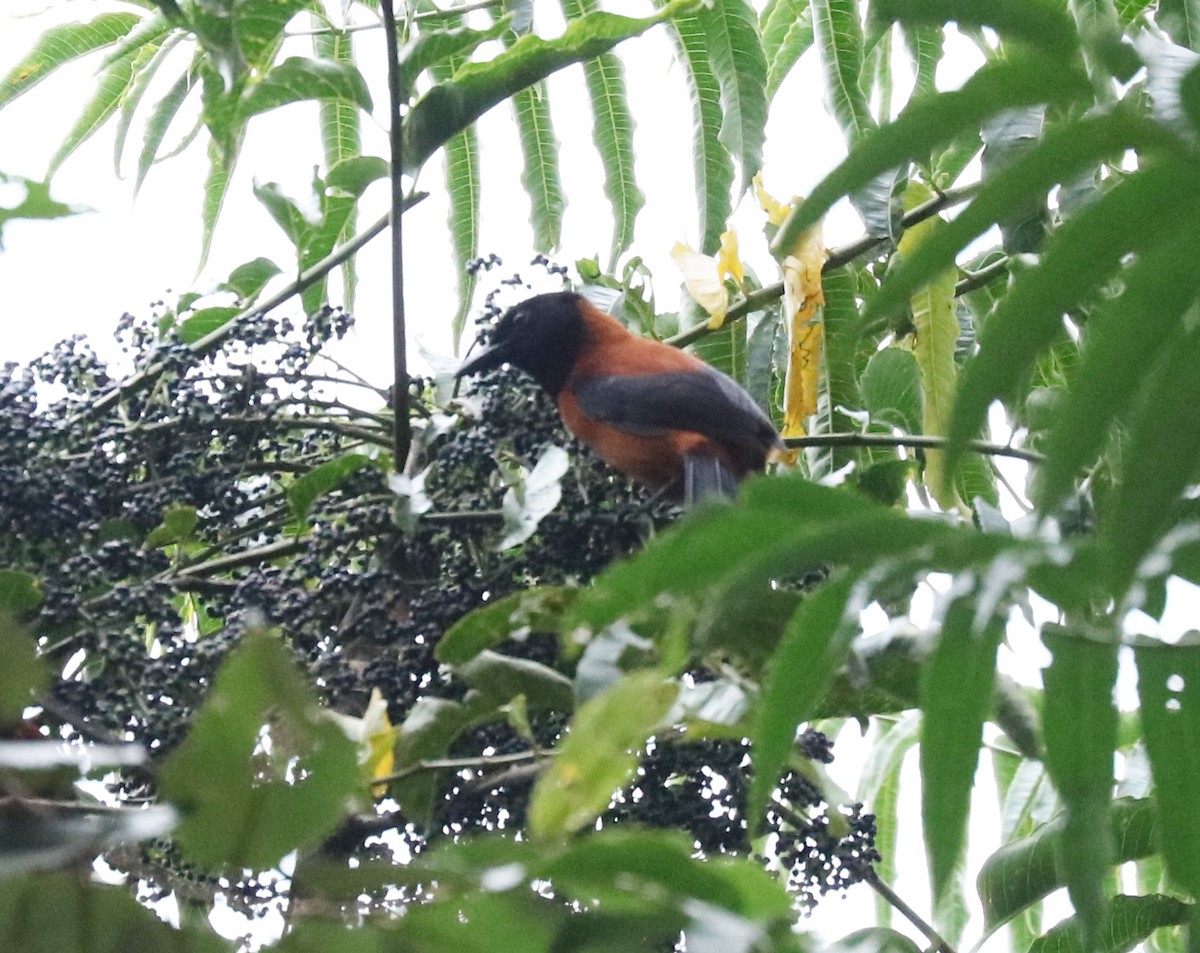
(455, 291, 784, 503)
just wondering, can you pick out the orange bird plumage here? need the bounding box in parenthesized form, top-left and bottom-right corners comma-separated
(456, 291, 783, 502)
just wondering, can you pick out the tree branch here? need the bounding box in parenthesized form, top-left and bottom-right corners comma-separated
(784, 432, 1043, 464)
(667, 184, 980, 349)
(380, 0, 412, 474)
(78, 194, 426, 424)
(866, 870, 959, 953)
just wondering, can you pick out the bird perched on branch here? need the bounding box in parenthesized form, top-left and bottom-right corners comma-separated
(456, 291, 783, 503)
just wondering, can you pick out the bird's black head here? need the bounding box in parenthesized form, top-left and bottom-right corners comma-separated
(455, 291, 588, 396)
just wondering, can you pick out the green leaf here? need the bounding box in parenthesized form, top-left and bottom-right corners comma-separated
(662, 3, 736, 254)
(397, 18, 513, 95)
(238, 56, 371, 122)
(1042, 626, 1120, 948)
(178, 306, 239, 343)
(437, 587, 577, 665)
(0, 13, 142, 110)
(159, 632, 359, 869)
(135, 62, 195, 195)
(748, 574, 858, 824)
(0, 570, 45, 615)
(818, 267, 864, 476)
(232, 0, 310, 72)
(862, 347, 921, 434)
(529, 671, 677, 837)
(47, 36, 161, 180)
(1103, 318, 1200, 592)
(812, 0, 873, 144)
(700, 0, 768, 195)
(979, 797, 1159, 930)
(443, 126, 480, 348)
(1027, 894, 1192, 953)
(1159, 0, 1200, 51)
(1135, 639, 1200, 900)
(0, 174, 84, 248)
(567, 475, 1014, 634)
(0, 874, 227, 953)
(314, 29, 361, 167)
(512, 82, 563, 253)
(946, 151, 1200, 474)
(0, 614, 46, 724)
(225, 256, 282, 301)
(858, 715, 921, 924)
(144, 503, 199, 547)
(199, 126, 241, 270)
(869, 0, 1078, 55)
(773, 55, 1093, 253)
(1036, 216, 1200, 513)
(762, 0, 814, 97)
(904, 24, 943, 101)
(559, 0, 642, 264)
(898, 179, 960, 511)
(921, 592, 1004, 902)
(982, 106, 1050, 254)
(404, 4, 691, 173)
(287, 453, 371, 522)
(838, 928, 924, 953)
(113, 35, 178, 180)
(456, 650, 574, 711)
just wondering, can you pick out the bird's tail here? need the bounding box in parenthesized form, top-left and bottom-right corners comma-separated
(682, 452, 738, 505)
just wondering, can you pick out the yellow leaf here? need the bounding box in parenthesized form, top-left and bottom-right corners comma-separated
(717, 228, 745, 292)
(754, 172, 793, 227)
(327, 688, 398, 799)
(671, 241, 729, 328)
(779, 223, 829, 438)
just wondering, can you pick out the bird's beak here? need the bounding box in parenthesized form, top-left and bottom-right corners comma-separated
(455, 342, 508, 379)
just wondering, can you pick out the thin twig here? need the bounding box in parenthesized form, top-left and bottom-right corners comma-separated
(78, 194, 425, 424)
(866, 870, 959, 953)
(956, 256, 1010, 296)
(375, 749, 546, 785)
(381, 0, 412, 474)
(667, 185, 980, 349)
(784, 432, 1044, 465)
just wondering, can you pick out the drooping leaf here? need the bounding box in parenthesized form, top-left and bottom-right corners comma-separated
(0, 13, 142, 110)
(1026, 894, 1192, 953)
(237, 56, 372, 122)
(858, 715, 921, 924)
(662, 2, 736, 254)
(0, 614, 46, 725)
(897, 179, 960, 512)
(748, 574, 858, 824)
(497, 445, 570, 550)
(403, 4, 693, 172)
(0, 874, 227, 952)
(512, 82, 564, 253)
(772, 56, 1092, 252)
(811, 0, 874, 144)
(904, 24, 943, 101)
(946, 151, 1200, 475)
(1135, 638, 1200, 901)
(529, 671, 677, 837)
(455, 650, 574, 711)
(981, 105, 1049, 254)
(287, 453, 372, 522)
(1036, 215, 1200, 513)
(762, 0, 814, 97)
(978, 797, 1159, 930)
(563, 0, 643, 264)
(113, 35, 179, 179)
(135, 62, 196, 194)
(921, 592, 1004, 902)
(861, 347, 922, 434)
(869, 0, 1078, 55)
(1042, 626, 1120, 949)
(1158, 0, 1200, 51)
(397, 18, 513, 95)
(701, 0, 769, 195)
(1102, 318, 1200, 592)
(158, 632, 359, 869)
(436, 587, 577, 665)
